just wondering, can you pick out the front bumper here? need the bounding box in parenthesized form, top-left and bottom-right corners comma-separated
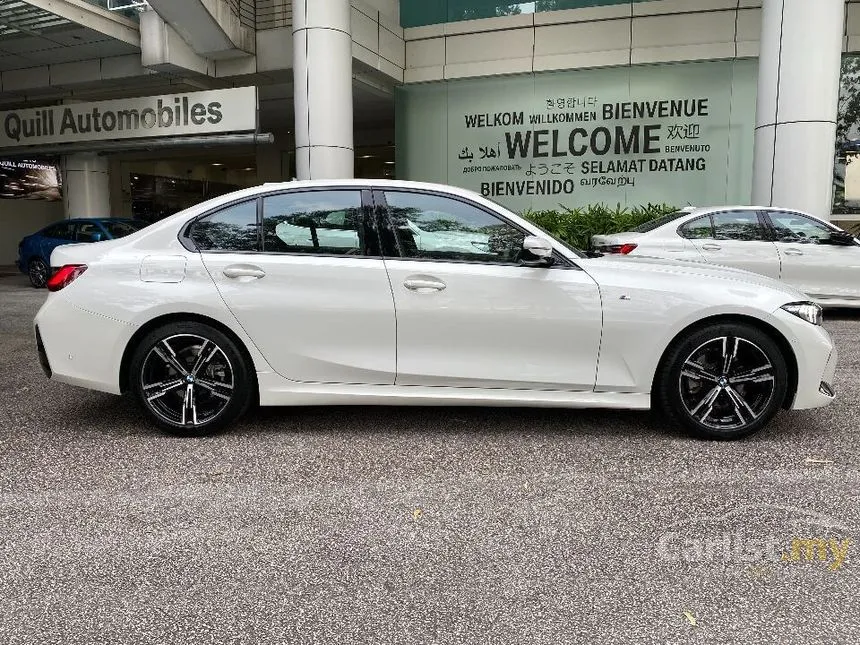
(772, 308, 838, 410)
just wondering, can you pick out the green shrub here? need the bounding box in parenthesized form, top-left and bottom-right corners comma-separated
(522, 203, 678, 251)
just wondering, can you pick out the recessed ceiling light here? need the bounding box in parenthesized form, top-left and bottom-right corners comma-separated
(243, 167, 255, 171)
(359, 155, 375, 159)
(384, 161, 395, 165)
(211, 162, 223, 166)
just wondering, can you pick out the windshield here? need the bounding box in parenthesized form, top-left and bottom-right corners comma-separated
(632, 210, 690, 233)
(102, 220, 147, 238)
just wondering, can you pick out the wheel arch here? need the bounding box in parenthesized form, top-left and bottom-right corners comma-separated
(651, 313, 799, 410)
(119, 312, 259, 398)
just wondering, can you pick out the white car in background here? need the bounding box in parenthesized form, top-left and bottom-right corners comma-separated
(592, 206, 860, 307)
(34, 181, 836, 441)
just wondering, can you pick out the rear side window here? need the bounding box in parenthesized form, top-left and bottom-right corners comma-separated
(190, 200, 258, 252)
(679, 216, 713, 239)
(262, 190, 366, 255)
(712, 210, 765, 241)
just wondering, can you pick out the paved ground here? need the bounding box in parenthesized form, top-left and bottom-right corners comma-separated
(0, 273, 858, 645)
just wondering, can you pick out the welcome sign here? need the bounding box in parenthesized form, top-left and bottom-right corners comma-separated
(0, 86, 258, 148)
(397, 60, 757, 212)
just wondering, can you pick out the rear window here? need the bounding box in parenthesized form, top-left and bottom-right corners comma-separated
(632, 211, 690, 233)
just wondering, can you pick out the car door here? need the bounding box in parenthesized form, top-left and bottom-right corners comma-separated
(679, 209, 780, 279)
(376, 189, 603, 390)
(763, 209, 860, 300)
(40, 221, 78, 266)
(189, 189, 397, 385)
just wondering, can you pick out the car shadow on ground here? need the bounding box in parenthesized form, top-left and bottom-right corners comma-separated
(61, 389, 836, 445)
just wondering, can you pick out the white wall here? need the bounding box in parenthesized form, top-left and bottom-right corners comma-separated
(0, 199, 65, 266)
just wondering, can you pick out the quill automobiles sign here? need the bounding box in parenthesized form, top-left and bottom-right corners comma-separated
(0, 87, 258, 148)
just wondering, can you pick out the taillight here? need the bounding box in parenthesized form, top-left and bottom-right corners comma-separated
(46, 264, 87, 292)
(598, 243, 639, 255)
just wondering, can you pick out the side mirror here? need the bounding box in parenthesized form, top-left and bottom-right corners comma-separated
(521, 235, 554, 267)
(829, 230, 857, 246)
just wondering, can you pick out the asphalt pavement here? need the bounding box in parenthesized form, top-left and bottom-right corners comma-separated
(0, 274, 858, 645)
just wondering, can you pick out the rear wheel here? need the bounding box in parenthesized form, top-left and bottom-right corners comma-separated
(28, 258, 49, 288)
(129, 321, 253, 436)
(656, 323, 788, 440)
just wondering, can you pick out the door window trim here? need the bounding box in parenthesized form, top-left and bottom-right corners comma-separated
(179, 186, 383, 259)
(372, 187, 578, 270)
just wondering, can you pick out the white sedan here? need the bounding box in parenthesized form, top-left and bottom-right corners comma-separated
(35, 181, 836, 440)
(592, 206, 860, 307)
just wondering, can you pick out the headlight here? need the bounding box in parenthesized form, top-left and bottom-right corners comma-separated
(781, 302, 823, 326)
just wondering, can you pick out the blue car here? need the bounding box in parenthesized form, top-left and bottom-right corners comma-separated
(17, 218, 148, 288)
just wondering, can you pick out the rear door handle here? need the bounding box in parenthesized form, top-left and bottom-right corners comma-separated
(783, 248, 804, 256)
(700, 243, 722, 251)
(223, 264, 266, 279)
(404, 277, 446, 292)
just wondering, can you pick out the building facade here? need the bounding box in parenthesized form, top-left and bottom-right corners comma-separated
(0, 0, 858, 265)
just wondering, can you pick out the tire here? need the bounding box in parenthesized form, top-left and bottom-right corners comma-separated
(28, 258, 49, 289)
(655, 322, 788, 440)
(129, 321, 254, 436)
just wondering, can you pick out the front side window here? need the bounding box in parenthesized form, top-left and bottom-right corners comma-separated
(76, 221, 103, 242)
(44, 222, 76, 240)
(190, 200, 258, 252)
(263, 190, 365, 255)
(767, 211, 835, 244)
(711, 210, 765, 241)
(383, 191, 525, 264)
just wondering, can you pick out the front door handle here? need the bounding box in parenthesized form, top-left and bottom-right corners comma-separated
(223, 264, 266, 279)
(404, 277, 446, 292)
(700, 243, 722, 251)
(783, 248, 804, 256)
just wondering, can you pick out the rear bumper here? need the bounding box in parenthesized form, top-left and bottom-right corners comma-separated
(34, 294, 133, 395)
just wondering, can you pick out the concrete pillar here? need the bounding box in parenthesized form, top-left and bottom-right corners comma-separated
(751, 0, 845, 219)
(292, 0, 354, 180)
(62, 154, 110, 218)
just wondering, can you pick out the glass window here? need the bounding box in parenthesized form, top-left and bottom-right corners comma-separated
(190, 200, 258, 252)
(76, 221, 104, 242)
(263, 191, 365, 255)
(767, 211, 836, 244)
(43, 222, 77, 240)
(633, 211, 690, 233)
(384, 191, 526, 263)
(679, 216, 713, 239)
(102, 220, 146, 239)
(400, 0, 643, 28)
(711, 210, 764, 241)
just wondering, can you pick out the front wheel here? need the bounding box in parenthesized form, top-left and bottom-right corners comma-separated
(129, 321, 254, 436)
(655, 323, 788, 440)
(28, 258, 49, 288)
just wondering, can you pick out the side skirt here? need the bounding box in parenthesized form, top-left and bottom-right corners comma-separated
(257, 373, 651, 410)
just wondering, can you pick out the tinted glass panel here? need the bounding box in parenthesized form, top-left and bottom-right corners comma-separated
(633, 211, 689, 233)
(102, 220, 146, 238)
(44, 222, 76, 240)
(711, 210, 763, 241)
(768, 211, 835, 244)
(384, 191, 525, 263)
(191, 200, 258, 251)
(263, 191, 365, 255)
(680, 216, 713, 239)
(76, 221, 104, 242)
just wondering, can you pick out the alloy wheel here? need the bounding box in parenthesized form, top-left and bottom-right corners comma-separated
(678, 336, 776, 431)
(29, 260, 48, 288)
(140, 334, 235, 427)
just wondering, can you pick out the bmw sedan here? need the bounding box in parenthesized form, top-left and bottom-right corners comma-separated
(592, 206, 860, 307)
(34, 181, 837, 440)
(17, 217, 148, 288)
